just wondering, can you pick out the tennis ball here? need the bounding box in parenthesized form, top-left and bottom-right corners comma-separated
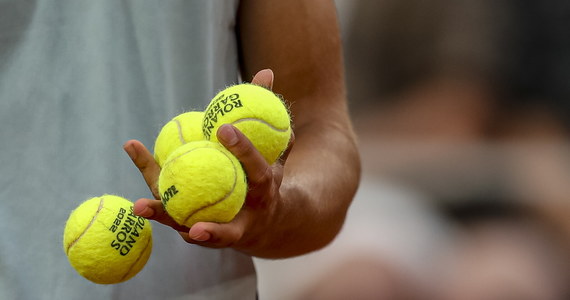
(203, 83, 292, 164)
(154, 111, 205, 167)
(158, 140, 247, 227)
(63, 195, 153, 284)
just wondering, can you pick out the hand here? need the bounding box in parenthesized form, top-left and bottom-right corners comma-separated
(123, 69, 295, 252)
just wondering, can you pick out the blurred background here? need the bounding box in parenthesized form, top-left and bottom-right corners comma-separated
(254, 0, 570, 299)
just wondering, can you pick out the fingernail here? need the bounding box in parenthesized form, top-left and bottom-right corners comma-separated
(133, 201, 153, 217)
(124, 142, 137, 159)
(256, 69, 274, 90)
(217, 125, 238, 146)
(189, 230, 211, 242)
(264, 69, 274, 90)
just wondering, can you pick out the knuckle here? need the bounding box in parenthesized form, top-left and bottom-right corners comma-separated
(250, 166, 273, 187)
(218, 226, 243, 248)
(229, 141, 254, 159)
(227, 228, 243, 247)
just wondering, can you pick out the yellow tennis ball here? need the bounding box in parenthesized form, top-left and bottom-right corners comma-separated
(158, 140, 247, 228)
(63, 195, 153, 284)
(154, 111, 205, 167)
(202, 83, 292, 164)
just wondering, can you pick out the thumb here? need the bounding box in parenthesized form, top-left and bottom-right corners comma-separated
(251, 69, 274, 90)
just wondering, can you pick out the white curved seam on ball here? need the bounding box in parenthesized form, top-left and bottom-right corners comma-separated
(66, 197, 105, 254)
(175, 119, 186, 144)
(183, 149, 239, 225)
(231, 118, 289, 132)
(162, 146, 205, 169)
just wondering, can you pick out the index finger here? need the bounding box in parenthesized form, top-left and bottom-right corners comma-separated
(216, 124, 271, 187)
(123, 139, 161, 199)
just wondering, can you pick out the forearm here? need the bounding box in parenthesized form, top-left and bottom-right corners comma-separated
(282, 120, 361, 251)
(234, 0, 360, 258)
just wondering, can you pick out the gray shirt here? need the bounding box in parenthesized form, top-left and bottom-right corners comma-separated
(0, 1, 256, 299)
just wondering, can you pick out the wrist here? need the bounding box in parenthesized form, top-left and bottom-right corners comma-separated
(233, 182, 308, 258)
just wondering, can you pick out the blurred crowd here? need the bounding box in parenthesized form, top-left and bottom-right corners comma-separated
(298, 1, 570, 299)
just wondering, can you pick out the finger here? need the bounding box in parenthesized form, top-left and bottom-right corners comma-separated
(123, 140, 161, 199)
(216, 124, 273, 191)
(251, 69, 274, 90)
(133, 198, 189, 232)
(185, 214, 248, 248)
